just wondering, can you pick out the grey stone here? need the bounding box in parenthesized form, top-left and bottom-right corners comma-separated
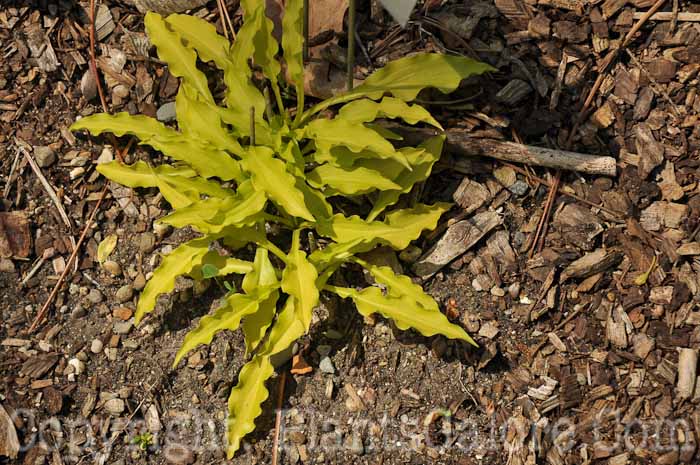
(103, 398, 125, 415)
(71, 305, 86, 319)
(115, 285, 133, 303)
(96, 147, 113, 164)
(87, 289, 103, 304)
(0, 258, 15, 273)
(133, 273, 147, 291)
(319, 356, 335, 374)
(34, 146, 56, 168)
(508, 180, 529, 196)
(113, 321, 133, 335)
(348, 434, 364, 455)
(156, 101, 177, 122)
(90, 339, 104, 354)
(139, 232, 156, 253)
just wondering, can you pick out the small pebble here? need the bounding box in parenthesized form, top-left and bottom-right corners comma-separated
(113, 307, 133, 320)
(33, 146, 56, 168)
(102, 260, 122, 276)
(508, 180, 529, 196)
(319, 356, 335, 374)
(106, 347, 118, 361)
(508, 282, 520, 299)
(113, 321, 133, 335)
(67, 358, 85, 375)
(139, 232, 156, 253)
(69, 167, 85, 180)
(133, 273, 147, 291)
(156, 101, 177, 122)
(104, 398, 125, 415)
(349, 435, 364, 456)
(0, 258, 15, 273)
(96, 147, 113, 164)
(490, 286, 506, 297)
(71, 305, 86, 319)
(87, 289, 103, 304)
(90, 339, 103, 354)
(115, 285, 133, 303)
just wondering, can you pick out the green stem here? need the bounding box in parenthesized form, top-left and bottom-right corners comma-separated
(293, 84, 305, 127)
(323, 284, 352, 297)
(258, 238, 288, 263)
(272, 81, 286, 121)
(347, 0, 356, 91)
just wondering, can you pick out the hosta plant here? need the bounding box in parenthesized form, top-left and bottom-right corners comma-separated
(71, 0, 492, 457)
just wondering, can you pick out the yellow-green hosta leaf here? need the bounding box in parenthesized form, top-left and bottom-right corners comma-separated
(338, 97, 442, 129)
(333, 286, 476, 345)
(294, 178, 333, 222)
(165, 14, 231, 69)
(243, 247, 278, 292)
(135, 237, 211, 324)
(159, 190, 267, 234)
(243, 147, 314, 222)
(279, 140, 306, 178)
(354, 259, 438, 311)
(242, 247, 279, 354)
(303, 118, 410, 169)
(307, 163, 401, 195)
(282, 0, 304, 115)
(367, 135, 444, 220)
(96, 160, 197, 187)
(303, 53, 495, 119)
(213, 105, 273, 145)
(226, 354, 274, 458)
(281, 230, 319, 330)
(258, 297, 305, 357)
(71, 112, 174, 142)
(72, 113, 241, 180)
(174, 286, 278, 366)
(151, 171, 197, 209)
(189, 250, 254, 280)
(309, 238, 375, 270)
(97, 234, 118, 264)
(97, 160, 236, 209)
(321, 203, 451, 250)
(176, 85, 243, 155)
(240, 1, 280, 82)
(144, 12, 213, 103)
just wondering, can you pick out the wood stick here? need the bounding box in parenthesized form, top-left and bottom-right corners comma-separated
(678, 348, 698, 399)
(19, 144, 72, 230)
(633, 12, 700, 22)
(389, 125, 617, 176)
(28, 185, 107, 333)
(447, 134, 616, 176)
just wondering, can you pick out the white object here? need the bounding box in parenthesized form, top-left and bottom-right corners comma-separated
(378, 0, 418, 27)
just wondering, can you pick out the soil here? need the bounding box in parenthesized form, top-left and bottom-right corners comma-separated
(2, 1, 700, 465)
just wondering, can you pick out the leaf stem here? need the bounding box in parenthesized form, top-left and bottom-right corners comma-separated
(272, 81, 286, 121)
(250, 106, 256, 145)
(259, 238, 288, 263)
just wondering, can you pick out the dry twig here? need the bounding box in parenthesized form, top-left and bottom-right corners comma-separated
(28, 185, 108, 333)
(271, 371, 287, 465)
(18, 144, 72, 231)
